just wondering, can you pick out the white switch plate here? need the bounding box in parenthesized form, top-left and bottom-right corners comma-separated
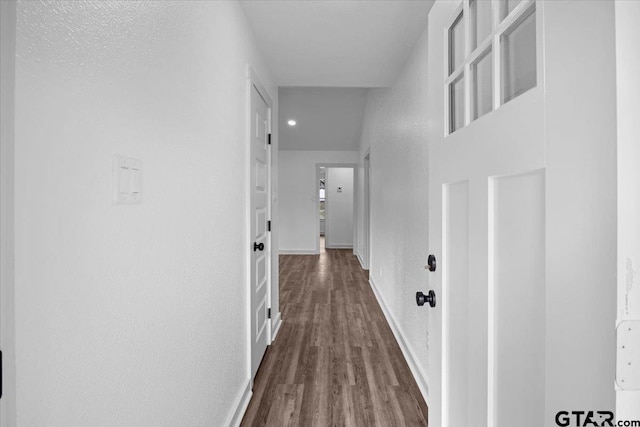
(114, 155, 142, 204)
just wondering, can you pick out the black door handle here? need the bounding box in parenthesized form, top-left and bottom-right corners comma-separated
(416, 290, 436, 308)
(427, 254, 436, 272)
(253, 242, 264, 252)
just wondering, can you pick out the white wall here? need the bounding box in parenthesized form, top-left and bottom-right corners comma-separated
(13, 1, 277, 426)
(615, 0, 640, 419)
(278, 87, 367, 151)
(325, 168, 354, 248)
(279, 150, 357, 253)
(543, 1, 617, 419)
(0, 1, 17, 425)
(356, 22, 431, 400)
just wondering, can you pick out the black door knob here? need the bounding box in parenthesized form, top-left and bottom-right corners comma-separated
(416, 290, 436, 308)
(253, 242, 264, 252)
(427, 254, 437, 272)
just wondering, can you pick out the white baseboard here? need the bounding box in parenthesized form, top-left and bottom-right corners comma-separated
(279, 249, 317, 255)
(325, 244, 353, 249)
(356, 253, 365, 269)
(368, 276, 430, 406)
(271, 311, 282, 341)
(225, 379, 252, 427)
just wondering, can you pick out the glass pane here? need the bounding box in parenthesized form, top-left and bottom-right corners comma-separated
(449, 12, 465, 75)
(502, 8, 536, 103)
(471, 0, 492, 49)
(449, 76, 465, 133)
(502, 0, 524, 20)
(473, 49, 493, 120)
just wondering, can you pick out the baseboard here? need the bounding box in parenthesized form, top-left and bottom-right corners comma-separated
(225, 379, 252, 427)
(271, 311, 282, 341)
(279, 249, 317, 255)
(368, 276, 430, 405)
(356, 253, 365, 269)
(325, 244, 353, 249)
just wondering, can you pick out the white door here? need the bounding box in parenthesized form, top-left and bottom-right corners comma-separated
(250, 82, 270, 379)
(427, 2, 545, 426)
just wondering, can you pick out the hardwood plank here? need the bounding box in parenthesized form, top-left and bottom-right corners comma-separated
(241, 247, 428, 426)
(264, 384, 305, 427)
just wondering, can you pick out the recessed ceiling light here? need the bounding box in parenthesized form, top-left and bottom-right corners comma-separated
(287, 120, 296, 126)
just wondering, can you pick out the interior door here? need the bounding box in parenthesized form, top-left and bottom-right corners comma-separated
(250, 83, 270, 380)
(427, 1, 545, 426)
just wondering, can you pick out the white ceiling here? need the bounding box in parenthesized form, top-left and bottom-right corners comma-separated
(241, 0, 434, 87)
(278, 87, 368, 151)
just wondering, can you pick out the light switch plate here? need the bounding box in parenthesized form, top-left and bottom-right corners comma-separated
(114, 155, 142, 204)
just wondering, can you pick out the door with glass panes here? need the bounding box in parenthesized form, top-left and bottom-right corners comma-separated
(427, 1, 543, 426)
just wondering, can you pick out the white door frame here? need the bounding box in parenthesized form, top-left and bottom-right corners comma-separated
(246, 66, 274, 382)
(0, 0, 17, 423)
(362, 151, 371, 270)
(314, 163, 357, 254)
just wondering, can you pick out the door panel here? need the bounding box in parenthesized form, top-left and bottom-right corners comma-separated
(250, 84, 270, 379)
(256, 255, 266, 291)
(491, 170, 545, 427)
(256, 208, 267, 238)
(443, 181, 470, 427)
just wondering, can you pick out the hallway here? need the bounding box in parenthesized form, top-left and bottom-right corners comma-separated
(2, 1, 635, 425)
(241, 247, 428, 426)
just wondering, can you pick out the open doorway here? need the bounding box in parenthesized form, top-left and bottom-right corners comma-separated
(315, 163, 357, 254)
(319, 167, 326, 251)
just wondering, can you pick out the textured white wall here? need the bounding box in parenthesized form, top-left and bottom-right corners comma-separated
(279, 150, 357, 253)
(325, 168, 354, 248)
(615, 0, 640, 418)
(356, 22, 431, 397)
(13, 1, 276, 426)
(543, 1, 617, 419)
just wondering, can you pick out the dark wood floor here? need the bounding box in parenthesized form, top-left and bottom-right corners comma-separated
(240, 242, 428, 426)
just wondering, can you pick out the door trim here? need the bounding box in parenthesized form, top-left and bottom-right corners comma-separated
(362, 150, 371, 270)
(246, 66, 273, 383)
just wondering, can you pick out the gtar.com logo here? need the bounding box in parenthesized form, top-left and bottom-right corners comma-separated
(555, 411, 640, 427)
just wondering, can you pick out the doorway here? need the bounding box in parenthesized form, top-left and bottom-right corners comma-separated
(315, 164, 357, 254)
(319, 167, 325, 250)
